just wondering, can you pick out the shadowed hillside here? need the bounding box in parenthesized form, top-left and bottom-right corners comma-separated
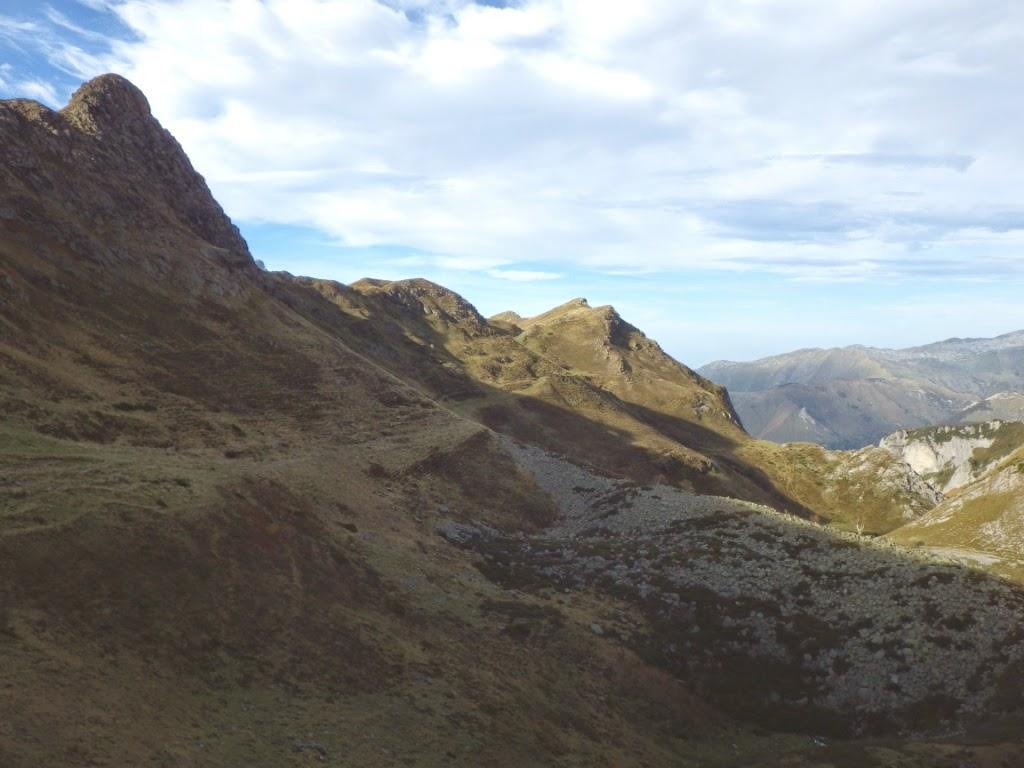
(2, 75, 1023, 767)
(285, 275, 939, 532)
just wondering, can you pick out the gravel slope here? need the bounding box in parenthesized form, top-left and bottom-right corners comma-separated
(441, 438, 1024, 736)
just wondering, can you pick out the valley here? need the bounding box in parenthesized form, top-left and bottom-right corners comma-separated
(2, 74, 1024, 768)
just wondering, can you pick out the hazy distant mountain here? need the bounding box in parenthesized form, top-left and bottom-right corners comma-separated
(958, 392, 1024, 423)
(700, 334, 1024, 448)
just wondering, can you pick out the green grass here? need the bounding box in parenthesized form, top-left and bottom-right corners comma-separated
(0, 424, 100, 457)
(904, 420, 1020, 448)
(970, 422, 1024, 469)
(956, 492, 1017, 526)
(925, 465, 956, 491)
(0, 424, 232, 536)
(0, 606, 15, 640)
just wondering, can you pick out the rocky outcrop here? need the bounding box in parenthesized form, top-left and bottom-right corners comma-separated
(351, 277, 489, 332)
(880, 421, 1024, 493)
(825, 445, 943, 521)
(888, 444, 1024, 563)
(0, 73, 252, 272)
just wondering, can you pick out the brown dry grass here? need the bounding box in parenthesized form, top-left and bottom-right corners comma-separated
(0, 81, 1016, 767)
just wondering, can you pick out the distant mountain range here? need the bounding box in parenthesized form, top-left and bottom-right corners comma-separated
(699, 334, 1024, 448)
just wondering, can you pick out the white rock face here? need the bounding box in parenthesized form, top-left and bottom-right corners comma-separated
(903, 452, 1024, 553)
(880, 422, 1000, 493)
(797, 406, 817, 425)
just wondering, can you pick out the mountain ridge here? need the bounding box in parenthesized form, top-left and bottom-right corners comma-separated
(703, 328, 1024, 373)
(3, 74, 1024, 767)
(700, 332, 1024, 448)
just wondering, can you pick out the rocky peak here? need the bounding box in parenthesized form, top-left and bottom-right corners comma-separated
(351, 277, 487, 330)
(489, 310, 523, 323)
(548, 297, 590, 315)
(536, 299, 641, 350)
(516, 297, 601, 330)
(60, 74, 153, 136)
(1, 74, 252, 272)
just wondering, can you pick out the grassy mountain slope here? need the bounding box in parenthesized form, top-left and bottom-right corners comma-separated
(2, 75, 1022, 767)
(702, 346, 893, 391)
(888, 442, 1024, 579)
(738, 440, 941, 535)
(305, 280, 939, 532)
(0, 76, 680, 767)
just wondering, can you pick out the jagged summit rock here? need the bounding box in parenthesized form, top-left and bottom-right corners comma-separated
(351, 276, 488, 329)
(61, 73, 153, 135)
(488, 309, 523, 324)
(0, 73, 252, 270)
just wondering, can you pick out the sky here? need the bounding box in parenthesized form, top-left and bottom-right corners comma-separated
(2, 0, 1024, 366)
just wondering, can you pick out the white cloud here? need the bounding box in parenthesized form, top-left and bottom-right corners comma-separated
(44, 7, 109, 42)
(0, 15, 39, 35)
(14, 78, 61, 105)
(72, 0, 115, 10)
(22, 0, 1024, 280)
(487, 269, 562, 282)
